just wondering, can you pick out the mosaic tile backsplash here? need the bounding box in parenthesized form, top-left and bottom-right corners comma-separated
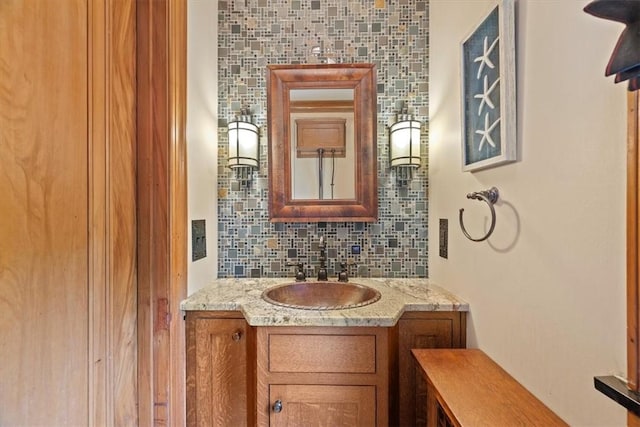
(217, 0, 429, 279)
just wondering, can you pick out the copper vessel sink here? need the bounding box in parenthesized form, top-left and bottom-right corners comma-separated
(261, 281, 381, 310)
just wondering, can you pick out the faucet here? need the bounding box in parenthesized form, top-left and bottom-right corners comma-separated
(317, 236, 328, 281)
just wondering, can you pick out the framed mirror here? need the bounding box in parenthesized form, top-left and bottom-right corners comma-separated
(267, 63, 378, 222)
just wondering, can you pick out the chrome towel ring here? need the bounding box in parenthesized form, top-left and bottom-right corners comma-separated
(459, 187, 499, 242)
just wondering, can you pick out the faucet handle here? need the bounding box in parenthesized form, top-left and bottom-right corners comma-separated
(286, 262, 306, 281)
(337, 262, 349, 282)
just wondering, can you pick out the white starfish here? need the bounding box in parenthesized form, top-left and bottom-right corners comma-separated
(474, 75, 500, 115)
(473, 35, 499, 79)
(475, 112, 500, 151)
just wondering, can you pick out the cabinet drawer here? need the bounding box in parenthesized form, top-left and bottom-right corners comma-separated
(269, 334, 376, 373)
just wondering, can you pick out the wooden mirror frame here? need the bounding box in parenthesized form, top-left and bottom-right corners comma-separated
(267, 63, 378, 222)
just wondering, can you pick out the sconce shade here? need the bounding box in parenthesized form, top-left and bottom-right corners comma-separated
(389, 119, 421, 168)
(227, 120, 259, 169)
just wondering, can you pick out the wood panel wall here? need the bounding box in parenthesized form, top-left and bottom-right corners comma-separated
(137, 0, 188, 425)
(0, 0, 137, 425)
(91, 0, 138, 424)
(0, 1, 90, 423)
(0, 1, 190, 424)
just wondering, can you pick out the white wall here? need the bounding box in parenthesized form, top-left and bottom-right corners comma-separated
(187, 0, 218, 294)
(429, 1, 627, 425)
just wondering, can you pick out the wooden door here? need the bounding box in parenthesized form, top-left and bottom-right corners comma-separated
(269, 384, 377, 427)
(0, 0, 137, 424)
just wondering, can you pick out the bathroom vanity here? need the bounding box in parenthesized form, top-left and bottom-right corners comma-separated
(182, 278, 468, 426)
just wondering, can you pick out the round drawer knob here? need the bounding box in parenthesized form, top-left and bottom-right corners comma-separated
(273, 399, 283, 413)
(231, 331, 242, 341)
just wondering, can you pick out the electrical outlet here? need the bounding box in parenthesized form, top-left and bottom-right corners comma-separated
(439, 218, 448, 259)
(192, 219, 206, 261)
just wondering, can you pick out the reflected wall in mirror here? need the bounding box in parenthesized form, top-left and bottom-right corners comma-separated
(267, 64, 378, 222)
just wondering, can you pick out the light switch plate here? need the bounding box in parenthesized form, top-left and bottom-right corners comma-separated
(192, 219, 206, 261)
(439, 218, 448, 259)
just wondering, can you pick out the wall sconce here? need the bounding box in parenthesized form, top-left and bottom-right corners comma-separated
(584, 0, 640, 91)
(389, 108, 421, 187)
(309, 45, 340, 64)
(227, 108, 259, 187)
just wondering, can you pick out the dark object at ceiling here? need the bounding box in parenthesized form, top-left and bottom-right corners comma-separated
(584, 0, 640, 91)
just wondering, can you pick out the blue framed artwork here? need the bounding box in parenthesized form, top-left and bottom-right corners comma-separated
(461, 0, 516, 172)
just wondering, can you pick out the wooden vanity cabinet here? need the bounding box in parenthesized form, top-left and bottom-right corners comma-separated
(257, 326, 390, 426)
(185, 311, 256, 426)
(396, 312, 466, 427)
(185, 310, 466, 426)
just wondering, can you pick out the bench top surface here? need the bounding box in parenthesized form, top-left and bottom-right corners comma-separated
(412, 348, 568, 426)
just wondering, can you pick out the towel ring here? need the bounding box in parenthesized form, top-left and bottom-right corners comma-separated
(459, 187, 499, 242)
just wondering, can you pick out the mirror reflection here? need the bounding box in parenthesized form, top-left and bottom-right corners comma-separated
(290, 88, 355, 200)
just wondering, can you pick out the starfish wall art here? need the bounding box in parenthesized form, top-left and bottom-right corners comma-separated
(460, 0, 516, 171)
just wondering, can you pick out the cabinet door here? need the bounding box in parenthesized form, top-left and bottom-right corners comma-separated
(398, 313, 465, 427)
(187, 316, 248, 427)
(269, 384, 376, 427)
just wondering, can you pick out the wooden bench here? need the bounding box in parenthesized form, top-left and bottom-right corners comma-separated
(411, 349, 568, 426)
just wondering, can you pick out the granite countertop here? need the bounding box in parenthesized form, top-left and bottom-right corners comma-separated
(180, 278, 468, 327)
